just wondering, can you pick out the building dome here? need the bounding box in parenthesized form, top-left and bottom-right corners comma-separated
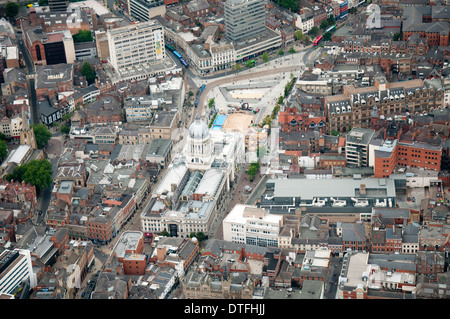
(189, 115, 209, 139)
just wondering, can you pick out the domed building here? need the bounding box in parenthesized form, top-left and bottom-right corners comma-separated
(141, 114, 245, 239)
(186, 115, 213, 171)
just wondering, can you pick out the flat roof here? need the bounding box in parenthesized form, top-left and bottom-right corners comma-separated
(265, 177, 396, 199)
(113, 231, 144, 259)
(224, 204, 282, 225)
(342, 252, 370, 290)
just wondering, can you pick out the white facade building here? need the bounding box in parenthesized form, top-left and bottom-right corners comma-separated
(107, 20, 165, 73)
(294, 11, 314, 34)
(222, 204, 283, 247)
(0, 113, 23, 139)
(210, 42, 236, 71)
(141, 117, 245, 239)
(0, 249, 36, 295)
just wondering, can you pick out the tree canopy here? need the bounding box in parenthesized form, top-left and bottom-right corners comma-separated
(308, 26, 320, 37)
(72, 30, 93, 43)
(33, 124, 52, 149)
(323, 32, 332, 41)
(189, 232, 206, 242)
(295, 30, 306, 41)
(5, 2, 19, 20)
(261, 52, 270, 63)
(4, 159, 53, 193)
(0, 140, 7, 160)
(81, 62, 96, 85)
(60, 124, 70, 135)
(273, 0, 298, 13)
(246, 162, 260, 181)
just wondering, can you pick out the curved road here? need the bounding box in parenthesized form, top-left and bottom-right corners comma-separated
(191, 44, 317, 125)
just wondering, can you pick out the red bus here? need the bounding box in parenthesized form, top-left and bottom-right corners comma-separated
(314, 35, 323, 46)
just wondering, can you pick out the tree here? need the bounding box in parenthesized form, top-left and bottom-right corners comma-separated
(327, 15, 335, 26)
(234, 63, 242, 71)
(60, 125, 70, 135)
(160, 230, 170, 237)
(190, 232, 206, 242)
(309, 26, 320, 37)
(21, 160, 53, 193)
(5, 2, 19, 20)
(261, 116, 272, 128)
(246, 162, 260, 181)
(81, 62, 96, 85)
(320, 19, 329, 30)
(278, 96, 284, 105)
(323, 32, 332, 41)
(72, 30, 93, 43)
(393, 33, 401, 41)
(0, 132, 6, 140)
(294, 30, 305, 41)
(0, 140, 7, 160)
(288, 47, 296, 54)
(33, 124, 52, 149)
(188, 90, 194, 97)
(278, 48, 285, 56)
(273, 0, 298, 12)
(208, 98, 215, 108)
(261, 52, 270, 63)
(4, 159, 53, 193)
(62, 112, 73, 122)
(331, 130, 340, 136)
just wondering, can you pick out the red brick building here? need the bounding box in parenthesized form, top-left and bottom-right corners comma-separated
(374, 140, 442, 178)
(117, 232, 145, 275)
(87, 216, 113, 245)
(80, 96, 122, 126)
(397, 141, 442, 172)
(318, 154, 346, 169)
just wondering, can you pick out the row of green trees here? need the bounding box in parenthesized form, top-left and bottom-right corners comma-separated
(234, 47, 297, 71)
(159, 230, 207, 242)
(273, 0, 298, 13)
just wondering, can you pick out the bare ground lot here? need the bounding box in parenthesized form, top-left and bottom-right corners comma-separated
(221, 112, 256, 132)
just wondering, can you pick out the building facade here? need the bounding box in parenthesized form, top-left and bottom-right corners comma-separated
(325, 76, 445, 134)
(0, 249, 36, 295)
(107, 20, 165, 73)
(224, 0, 266, 43)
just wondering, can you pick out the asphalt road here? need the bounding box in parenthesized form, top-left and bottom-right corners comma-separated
(27, 78, 39, 125)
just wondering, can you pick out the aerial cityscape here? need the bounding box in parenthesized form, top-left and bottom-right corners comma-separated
(0, 0, 449, 303)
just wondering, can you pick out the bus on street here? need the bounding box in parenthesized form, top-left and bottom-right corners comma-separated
(314, 35, 323, 46)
